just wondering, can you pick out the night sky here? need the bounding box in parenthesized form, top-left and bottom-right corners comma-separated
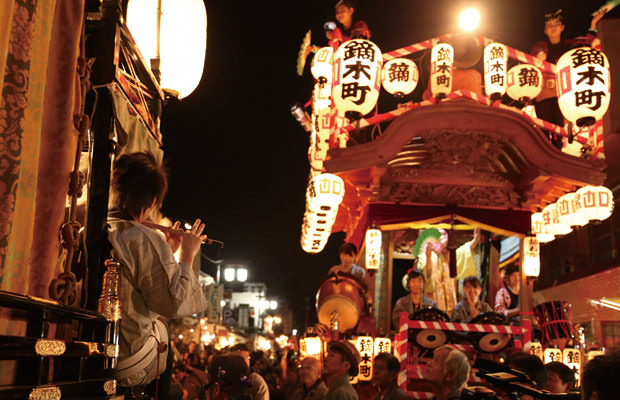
(158, 0, 609, 329)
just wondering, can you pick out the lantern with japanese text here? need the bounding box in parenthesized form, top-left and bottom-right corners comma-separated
(311, 47, 334, 82)
(484, 43, 507, 100)
(575, 185, 614, 222)
(332, 39, 383, 120)
(381, 58, 419, 98)
(300, 335, 322, 360)
(348, 340, 359, 384)
(365, 228, 381, 270)
(430, 43, 454, 98)
(523, 236, 540, 278)
(313, 81, 332, 112)
(544, 347, 562, 364)
(306, 173, 345, 213)
(556, 47, 610, 127)
(529, 341, 543, 360)
(308, 110, 331, 171)
(356, 336, 374, 381)
(563, 348, 581, 386)
(506, 64, 542, 104)
(556, 192, 589, 227)
(126, 0, 207, 99)
(373, 337, 392, 355)
(531, 212, 555, 243)
(542, 203, 572, 236)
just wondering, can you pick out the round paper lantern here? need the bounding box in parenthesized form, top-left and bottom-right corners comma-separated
(381, 58, 419, 98)
(531, 212, 555, 243)
(430, 43, 454, 98)
(542, 203, 572, 236)
(506, 64, 542, 103)
(556, 47, 610, 127)
(484, 43, 507, 99)
(332, 39, 382, 119)
(311, 47, 334, 82)
(556, 192, 588, 227)
(127, 0, 207, 99)
(575, 185, 614, 222)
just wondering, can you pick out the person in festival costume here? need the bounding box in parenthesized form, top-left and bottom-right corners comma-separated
(107, 151, 208, 390)
(326, 0, 371, 50)
(530, 8, 606, 149)
(451, 276, 493, 323)
(391, 267, 437, 329)
(416, 227, 480, 315)
(494, 263, 521, 324)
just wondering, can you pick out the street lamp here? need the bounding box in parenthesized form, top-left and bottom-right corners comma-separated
(223, 268, 235, 282)
(236, 268, 248, 282)
(270, 300, 278, 310)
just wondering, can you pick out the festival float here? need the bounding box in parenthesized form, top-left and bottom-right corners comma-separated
(294, 6, 616, 399)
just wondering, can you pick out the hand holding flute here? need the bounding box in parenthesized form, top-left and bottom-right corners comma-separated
(143, 219, 206, 265)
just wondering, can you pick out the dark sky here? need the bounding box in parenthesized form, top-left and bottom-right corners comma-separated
(158, 1, 608, 328)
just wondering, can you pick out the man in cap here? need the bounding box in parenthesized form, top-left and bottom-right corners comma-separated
(324, 341, 361, 400)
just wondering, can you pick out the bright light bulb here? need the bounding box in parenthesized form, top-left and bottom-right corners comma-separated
(459, 8, 480, 31)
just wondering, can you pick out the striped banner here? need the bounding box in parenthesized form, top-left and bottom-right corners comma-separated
(406, 319, 524, 334)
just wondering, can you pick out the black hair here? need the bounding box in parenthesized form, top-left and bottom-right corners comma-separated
(230, 343, 250, 353)
(335, 0, 355, 9)
(582, 347, 620, 400)
(407, 268, 425, 284)
(463, 276, 481, 288)
(545, 361, 575, 385)
(339, 242, 357, 256)
(506, 352, 548, 389)
(374, 352, 400, 373)
(111, 151, 168, 219)
(207, 354, 251, 397)
(505, 264, 519, 279)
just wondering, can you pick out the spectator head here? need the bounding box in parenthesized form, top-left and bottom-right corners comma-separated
(423, 345, 470, 396)
(111, 151, 168, 221)
(406, 268, 425, 295)
(205, 354, 251, 400)
(544, 361, 575, 394)
(506, 352, 548, 389)
(582, 347, 620, 400)
(372, 352, 400, 389)
(299, 357, 322, 388)
(230, 343, 251, 367)
(324, 341, 360, 378)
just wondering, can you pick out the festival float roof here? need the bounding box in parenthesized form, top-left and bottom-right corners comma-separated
(323, 87, 607, 247)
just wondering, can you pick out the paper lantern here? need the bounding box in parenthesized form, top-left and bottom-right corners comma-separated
(381, 58, 419, 98)
(557, 47, 610, 126)
(430, 43, 454, 97)
(332, 39, 383, 119)
(529, 341, 543, 360)
(365, 228, 381, 270)
(542, 203, 572, 236)
(308, 110, 331, 171)
(300, 335, 322, 360)
(506, 64, 542, 103)
(523, 236, 540, 278)
(575, 185, 614, 222)
(312, 81, 332, 112)
(544, 347, 562, 364)
(356, 336, 374, 381)
(306, 173, 345, 212)
(556, 192, 589, 227)
(373, 337, 392, 355)
(126, 0, 207, 99)
(484, 43, 507, 99)
(562, 348, 581, 385)
(531, 212, 555, 243)
(311, 47, 334, 82)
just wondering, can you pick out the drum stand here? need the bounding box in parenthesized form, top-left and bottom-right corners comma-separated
(330, 310, 340, 340)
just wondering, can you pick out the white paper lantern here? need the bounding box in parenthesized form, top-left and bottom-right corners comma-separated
(308, 110, 331, 171)
(311, 47, 334, 82)
(312, 81, 332, 112)
(127, 0, 207, 99)
(556, 47, 610, 127)
(575, 185, 614, 222)
(484, 43, 507, 99)
(332, 39, 382, 119)
(542, 203, 572, 236)
(356, 336, 374, 381)
(531, 212, 555, 243)
(556, 192, 589, 227)
(306, 173, 345, 212)
(365, 228, 381, 270)
(529, 341, 543, 360)
(563, 348, 582, 387)
(430, 43, 453, 97)
(523, 236, 540, 278)
(506, 64, 542, 103)
(381, 58, 419, 98)
(544, 347, 562, 364)
(300, 335, 322, 359)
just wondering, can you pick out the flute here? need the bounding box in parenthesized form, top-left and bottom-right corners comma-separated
(142, 221, 224, 247)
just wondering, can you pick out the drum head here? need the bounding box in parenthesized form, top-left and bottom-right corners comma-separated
(469, 312, 510, 353)
(410, 307, 450, 350)
(316, 272, 366, 332)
